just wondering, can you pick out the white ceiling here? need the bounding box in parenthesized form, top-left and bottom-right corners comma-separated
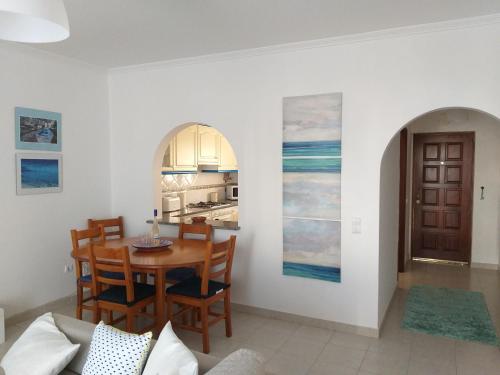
(26, 0, 500, 68)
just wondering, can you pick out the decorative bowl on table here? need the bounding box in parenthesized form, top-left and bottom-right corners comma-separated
(132, 237, 173, 251)
(191, 216, 207, 224)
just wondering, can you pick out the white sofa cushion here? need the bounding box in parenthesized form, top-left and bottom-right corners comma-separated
(142, 321, 198, 375)
(82, 322, 152, 375)
(0, 312, 80, 375)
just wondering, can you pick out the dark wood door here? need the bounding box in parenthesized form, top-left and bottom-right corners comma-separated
(411, 132, 474, 262)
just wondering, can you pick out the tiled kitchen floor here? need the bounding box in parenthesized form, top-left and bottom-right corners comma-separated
(5, 261, 500, 374)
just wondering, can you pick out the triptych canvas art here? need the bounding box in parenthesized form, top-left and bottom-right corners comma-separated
(282, 93, 342, 283)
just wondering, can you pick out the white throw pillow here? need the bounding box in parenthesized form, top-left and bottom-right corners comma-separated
(82, 322, 152, 375)
(0, 312, 80, 375)
(142, 321, 198, 375)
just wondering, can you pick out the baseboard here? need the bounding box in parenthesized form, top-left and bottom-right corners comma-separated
(5, 294, 76, 327)
(6, 294, 380, 338)
(470, 262, 499, 271)
(232, 303, 379, 338)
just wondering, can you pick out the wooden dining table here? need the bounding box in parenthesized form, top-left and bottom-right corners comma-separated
(71, 236, 207, 330)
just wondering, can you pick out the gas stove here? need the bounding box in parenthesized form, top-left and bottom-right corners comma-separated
(187, 201, 227, 209)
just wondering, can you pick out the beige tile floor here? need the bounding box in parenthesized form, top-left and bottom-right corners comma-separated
(6, 261, 500, 374)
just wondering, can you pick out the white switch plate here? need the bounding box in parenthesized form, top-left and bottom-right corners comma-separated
(352, 217, 362, 234)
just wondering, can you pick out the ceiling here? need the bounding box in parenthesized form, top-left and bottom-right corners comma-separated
(25, 0, 500, 68)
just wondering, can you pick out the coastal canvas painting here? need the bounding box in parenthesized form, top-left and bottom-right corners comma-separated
(15, 107, 62, 151)
(16, 154, 63, 195)
(283, 92, 342, 283)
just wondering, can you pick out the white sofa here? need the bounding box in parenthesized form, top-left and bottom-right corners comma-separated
(0, 313, 264, 375)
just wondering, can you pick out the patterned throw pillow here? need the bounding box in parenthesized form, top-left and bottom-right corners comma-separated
(82, 322, 152, 375)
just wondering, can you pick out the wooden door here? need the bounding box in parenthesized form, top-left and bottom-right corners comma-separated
(411, 132, 474, 263)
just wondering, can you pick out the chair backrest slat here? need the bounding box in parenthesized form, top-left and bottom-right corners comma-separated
(88, 244, 134, 302)
(88, 216, 124, 240)
(178, 223, 212, 241)
(71, 226, 105, 280)
(200, 236, 236, 296)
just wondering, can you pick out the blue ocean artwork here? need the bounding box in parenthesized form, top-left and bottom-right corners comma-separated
(283, 262, 341, 283)
(283, 93, 342, 143)
(283, 157, 341, 173)
(283, 173, 340, 220)
(21, 159, 59, 188)
(282, 92, 342, 283)
(283, 140, 341, 157)
(283, 218, 341, 282)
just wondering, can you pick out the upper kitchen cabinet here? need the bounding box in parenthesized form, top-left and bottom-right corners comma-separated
(162, 124, 238, 172)
(219, 135, 238, 170)
(163, 125, 198, 171)
(197, 125, 220, 165)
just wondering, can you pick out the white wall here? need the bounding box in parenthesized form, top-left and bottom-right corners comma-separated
(378, 135, 400, 325)
(406, 109, 500, 266)
(108, 21, 500, 329)
(0, 45, 111, 319)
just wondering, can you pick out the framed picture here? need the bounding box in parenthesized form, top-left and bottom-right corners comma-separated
(16, 153, 63, 195)
(15, 107, 62, 151)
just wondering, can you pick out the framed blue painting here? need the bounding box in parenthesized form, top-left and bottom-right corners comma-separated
(16, 153, 63, 195)
(15, 107, 62, 151)
(282, 93, 342, 283)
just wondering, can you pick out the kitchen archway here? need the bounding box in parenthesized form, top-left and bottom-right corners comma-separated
(152, 122, 240, 229)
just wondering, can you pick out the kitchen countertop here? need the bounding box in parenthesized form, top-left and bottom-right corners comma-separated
(146, 201, 240, 230)
(147, 217, 240, 230)
(166, 201, 238, 218)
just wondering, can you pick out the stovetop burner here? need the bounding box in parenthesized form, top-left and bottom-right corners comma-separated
(187, 201, 226, 209)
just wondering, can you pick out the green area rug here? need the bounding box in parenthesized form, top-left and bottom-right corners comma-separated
(402, 285, 498, 346)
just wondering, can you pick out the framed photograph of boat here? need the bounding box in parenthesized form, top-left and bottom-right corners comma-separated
(16, 153, 63, 195)
(15, 107, 62, 151)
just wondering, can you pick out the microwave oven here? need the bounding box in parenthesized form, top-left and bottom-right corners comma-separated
(226, 185, 238, 200)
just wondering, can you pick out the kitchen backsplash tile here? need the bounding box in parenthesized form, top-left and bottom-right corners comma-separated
(162, 172, 237, 204)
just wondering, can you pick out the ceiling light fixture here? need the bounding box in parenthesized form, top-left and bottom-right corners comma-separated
(0, 0, 69, 43)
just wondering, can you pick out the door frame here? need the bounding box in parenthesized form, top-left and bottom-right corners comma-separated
(409, 131, 475, 263)
(397, 128, 407, 273)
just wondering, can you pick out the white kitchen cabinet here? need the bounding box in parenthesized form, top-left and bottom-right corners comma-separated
(219, 135, 238, 170)
(163, 126, 198, 171)
(197, 125, 220, 165)
(162, 124, 238, 172)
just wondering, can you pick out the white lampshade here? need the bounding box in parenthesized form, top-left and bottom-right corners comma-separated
(0, 0, 69, 43)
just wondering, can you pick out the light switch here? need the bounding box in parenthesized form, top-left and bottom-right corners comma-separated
(352, 217, 362, 234)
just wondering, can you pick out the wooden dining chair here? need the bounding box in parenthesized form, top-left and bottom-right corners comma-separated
(88, 244, 157, 333)
(165, 223, 213, 284)
(88, 216, 124, 239)
(166, 235, 236, 354)
(70, 226, 105, 321)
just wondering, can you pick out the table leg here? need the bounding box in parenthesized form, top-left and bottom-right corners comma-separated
(155, 268, 166, 333)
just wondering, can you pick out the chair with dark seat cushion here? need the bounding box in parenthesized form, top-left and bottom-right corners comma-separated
(89, 244, 157, 333)
(166, 277, 229, 299)
(97, 283, 155, 306)
(165, 267, 197, 283)
(71, 226, 105, 321)
(87, 216, 124, 240)
(166, 235, 236, 354)
(165, 223, 213, 284)
(79, 271, 127, 284)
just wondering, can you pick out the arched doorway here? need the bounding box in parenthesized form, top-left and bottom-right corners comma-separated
(152, 122, 239, 226)
(378, 107, 500, 327)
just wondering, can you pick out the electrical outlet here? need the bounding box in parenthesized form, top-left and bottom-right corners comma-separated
(67, 264, 74, 272)
(63, 265, 69, 273)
